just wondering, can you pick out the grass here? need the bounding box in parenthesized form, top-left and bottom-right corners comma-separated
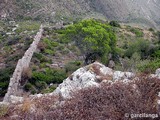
(16, 21, 40, 33)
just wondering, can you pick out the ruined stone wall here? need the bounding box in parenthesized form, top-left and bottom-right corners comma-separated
(3, 25, 43, 103)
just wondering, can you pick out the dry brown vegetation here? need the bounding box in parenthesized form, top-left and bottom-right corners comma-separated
(1, 75, 160, 120)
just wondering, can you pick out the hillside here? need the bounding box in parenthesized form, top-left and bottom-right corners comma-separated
(0, 19, 160, 97)
(1, 62, 160, 119)
(0, 1, 160, 119)
(0, 0, 160, 28)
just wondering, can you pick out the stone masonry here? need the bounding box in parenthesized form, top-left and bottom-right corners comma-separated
(3, 25, 43, 103)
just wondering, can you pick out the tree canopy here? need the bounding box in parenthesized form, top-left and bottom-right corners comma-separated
(59, 19, 117, 64)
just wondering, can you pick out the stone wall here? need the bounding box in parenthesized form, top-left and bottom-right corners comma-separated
(3, 25, 43, 103)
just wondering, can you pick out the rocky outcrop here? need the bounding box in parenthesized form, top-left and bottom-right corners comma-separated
(3, 25, 43, 103)
(54, 62, 135, 99)
(156, 68, 160, 78)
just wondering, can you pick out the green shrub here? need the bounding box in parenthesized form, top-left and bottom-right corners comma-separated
(125, 38, 151, 59)
(24, 83, 37, 93)
(109, 21, 121, 27)
(153, 50, 160, 58)
(43, 38, 59, 49)
(130, 28, 143, 37)
(138, 59, 160, 73)
(148, 28, 154, 32)
(27, 68, 67, 93)
(65, 61, 82, 73)
(42, 86, 56, 94)
(34, 53, 51, 63)
(0, 68, 14, 96)
(44, 49, 55, 55)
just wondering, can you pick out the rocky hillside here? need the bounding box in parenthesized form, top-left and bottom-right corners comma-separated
(1, 0, 160, 28)
(1, 62, 160, 119)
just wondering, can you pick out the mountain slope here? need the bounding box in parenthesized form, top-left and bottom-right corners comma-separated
(0, 0, 160, 28)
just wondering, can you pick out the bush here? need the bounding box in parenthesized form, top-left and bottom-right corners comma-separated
(125, 38, 151, 59)
(43, 38, 59, 49)
(48, 75, 160, 120)
(0, 67, 14, 96)
(138, 59, 160, 73)
(130, 28, 143, 37)
(153, 50, 160, 58)
(27, 68, 67, 93)
(24, 83, 37, 93)
(34, 53, 51, 63)
(4, 75, 160, 120)
(65, 61, 82, 73)
(109, 21, 121, 27)
(148, 28, 154, 32)
(44, 49, 55, 55)
(42, 86, 56, 94)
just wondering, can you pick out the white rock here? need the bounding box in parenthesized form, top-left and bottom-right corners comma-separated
(155, 68, 160, 78)
(53, 62, 136, 99)
(35, 94, 43, 98)
(10, 95, 24, 104)
(113, 71, 135, 81)
(54, 63, 102, 99)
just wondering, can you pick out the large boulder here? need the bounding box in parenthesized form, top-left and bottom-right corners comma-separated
(53, 62, 135, 99)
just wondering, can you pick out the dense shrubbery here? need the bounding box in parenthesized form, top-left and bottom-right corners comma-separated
(65, 61, 82, 74)
(0, 68, 14, 96)
(2, 75, 160, 120)
(125, 38, 154, 59)
(58, 19, 117, 64)
(138, 59, 160, 73)
(129, 27, 144, 37)
(109, 20, 121, 27)
(24, 68, 67, 93)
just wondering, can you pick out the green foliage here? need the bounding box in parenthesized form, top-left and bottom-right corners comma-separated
(125, 38, 151, 59)
(43, 38, 59, 49)
(44, 49, 55, 55)
(109, 21, 121, 27)
(65, 61, 82, 73)
(27, 68, 67, 93)
(34, 52, 52, 63)
(129, 28, 143, 37)
(138, 59, 160, 73)
(153, 50, 160, 58)
(15, 21, 40, 33)
(0, 68, 14, 96)
(42, 86, 56, 94)
(24, 83, 37, 93)
(148, 28, 154, 32)
(58, 19, 117, 64)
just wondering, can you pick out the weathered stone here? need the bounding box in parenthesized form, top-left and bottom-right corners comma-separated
(3, 25, 43, 103)
(10, 95, 24, 104)
(156, 68, 160, 78)
(113, 71, 135, 81)
(53, 62, 136, 100)
(108, 60, 115, 69)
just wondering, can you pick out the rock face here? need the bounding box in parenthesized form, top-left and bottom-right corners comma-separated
(54, 62, 135, 99)
(156, 68, 160, 78)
